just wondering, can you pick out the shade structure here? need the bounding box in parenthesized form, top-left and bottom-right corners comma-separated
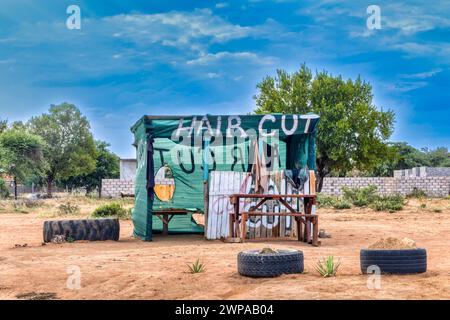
(131, 113, 319, 240)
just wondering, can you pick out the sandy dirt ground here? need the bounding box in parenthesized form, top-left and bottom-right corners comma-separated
(0, 196, 449, 300)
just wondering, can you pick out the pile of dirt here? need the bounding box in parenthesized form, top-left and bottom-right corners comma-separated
(368, 237, 417, 249)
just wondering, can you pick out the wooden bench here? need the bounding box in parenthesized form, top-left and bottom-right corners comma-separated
(229, 194, 319, 246)
(153, 209, 189, 236)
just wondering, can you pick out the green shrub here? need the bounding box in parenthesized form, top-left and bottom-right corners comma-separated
(315, 256, 341, 277)
(342, 185, 378, 207)
(317, 194, 338, 208)
(187, 259, 206, 274)
(92, 203, 129, 219)
(371, 194, 405, 213)
(406, 188, 427, 198)
(332, 199, 352, 210)
(0, 179, 10, 199)
(58, 202, 80, 215)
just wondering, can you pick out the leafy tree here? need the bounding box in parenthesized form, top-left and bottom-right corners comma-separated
(0, 119, 7, 133)
(0, 129, 45, 199)
(254, 64, 395, 191)
(424, 147, 449, 167)
(60, 140, 119, 197)
(28, 103, 97, 197)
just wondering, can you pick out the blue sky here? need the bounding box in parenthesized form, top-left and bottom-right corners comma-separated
(0, 0, 449, 158)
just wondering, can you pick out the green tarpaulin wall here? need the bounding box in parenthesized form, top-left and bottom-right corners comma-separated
(131, 114, 319, 240)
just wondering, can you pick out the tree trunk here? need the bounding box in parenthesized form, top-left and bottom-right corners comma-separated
(316, 174, 324, 193)
(46, 176, 53, 198)
(316, 161, 329, 193)
(13, 177, 18, 200)
(98, 183, 102, 199)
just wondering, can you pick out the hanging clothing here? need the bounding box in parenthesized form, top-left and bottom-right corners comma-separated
(251, 139, 269, 194)
(146, 135, 155, 200)
(285, 167, 309, 190)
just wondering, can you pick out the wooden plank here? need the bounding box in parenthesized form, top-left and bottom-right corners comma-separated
(206, 172, 215, 239)
(211, 172, 221, 239)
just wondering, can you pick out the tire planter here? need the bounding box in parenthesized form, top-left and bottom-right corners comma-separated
(238, 249, 304, 277)
(43, 218, 120, 242)
(360, 249, 427, 275)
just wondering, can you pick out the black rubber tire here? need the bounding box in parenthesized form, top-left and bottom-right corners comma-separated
(238, 249, 304, 277)
(43, 218, 120, 242)
(360, 249, 427, 274)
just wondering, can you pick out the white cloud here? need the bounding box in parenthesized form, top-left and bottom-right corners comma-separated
(206, 72, 220, 78)
(384, 81, 428, 92)
(215, 3, 228, 9)
(186, 51, 275, 66)
(103, 8, 254, 49)
(399, 68, 443, 79)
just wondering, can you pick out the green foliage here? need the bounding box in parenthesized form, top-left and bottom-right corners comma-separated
(187, 259, 206, 274)
(406, 188, 427, 198)
(369, 143, 450, 176)
(58, 202, 80, 215)
(315, 256, 341, 277)
(332, 199, 352, 210)
(28, 103, 97, 196)
(317, 194, 338, 208)
(253, 64, 395, 190)
(60, 140, 119, 196)
(0, 119, 7, 133)
(370, 194, 405, 213)
(0, 178, 10, 199)
(0, 129, 45, 198)
(66, 235, 75, 243)
(92, 203, 129, 219)
(342, 185, 378, 207)
(317, 194, 351, 209)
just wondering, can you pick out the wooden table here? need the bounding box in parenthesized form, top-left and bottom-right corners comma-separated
(153, 209, 189, 235)
(229, 194, 319, 246)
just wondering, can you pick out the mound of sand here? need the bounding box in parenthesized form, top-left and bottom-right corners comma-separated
(368, 237, 417, 249)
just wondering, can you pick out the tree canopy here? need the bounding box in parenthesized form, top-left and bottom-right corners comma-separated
(28, 103, 97, 196)
(60, 140, 119, 197)
(0, 128, 45, 199)
(254, 64, 395, 190)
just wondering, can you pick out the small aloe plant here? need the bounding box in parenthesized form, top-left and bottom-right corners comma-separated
(187, 259, 206, 274)
(315, 256, 341, 277)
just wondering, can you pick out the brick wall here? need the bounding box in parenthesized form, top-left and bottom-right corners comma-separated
(102, 179, 134, 198)
(321, 176, 450, 197)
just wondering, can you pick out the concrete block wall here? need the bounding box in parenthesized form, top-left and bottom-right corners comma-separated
(321, 176, 450, 197)
(102, 179, 134, 198)
(394, 167, 450, 178)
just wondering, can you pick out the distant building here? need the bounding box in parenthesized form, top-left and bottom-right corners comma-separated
(393, 167, 450, 178)
(120, 159, 136, 181)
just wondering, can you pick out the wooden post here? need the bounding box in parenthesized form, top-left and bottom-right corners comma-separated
(202, 134, 211, 238)
(203, 181, 209, 237)
(312, 216, 319, 246)
(241, 213, 248, 242)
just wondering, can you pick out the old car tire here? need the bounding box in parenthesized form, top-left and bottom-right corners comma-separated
(360, 249, 427, 274)
(238, 249, 304, 277)
(43, 218, 120, 242)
